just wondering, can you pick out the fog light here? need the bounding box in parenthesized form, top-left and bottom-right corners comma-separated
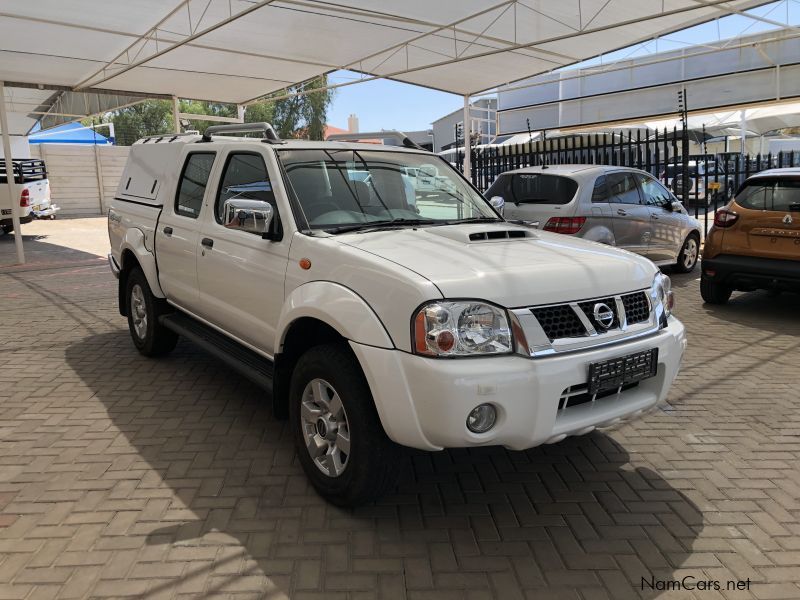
(466, 404, 496, 433)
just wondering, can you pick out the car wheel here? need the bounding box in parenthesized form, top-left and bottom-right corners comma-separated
(289, 343, 399, 507)
(1, 224, 13, 235)
(125, 268, 178, 357)
(674, 234, 700, 273)
(700, 274, 732, 305)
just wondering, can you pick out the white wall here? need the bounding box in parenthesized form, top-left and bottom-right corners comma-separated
(29, 144, 130, 216)
(0, 135, 31, 159)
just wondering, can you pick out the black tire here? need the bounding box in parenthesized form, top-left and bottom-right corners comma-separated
(700, 275, 732, 305)
(673, 233, 700, 273)
(1, 224, 13, 235)
(125, 268, 178, 357)
(289, 343, 399, 507)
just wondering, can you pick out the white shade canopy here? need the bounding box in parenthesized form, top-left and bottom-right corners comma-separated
(0, 0, 772, 134)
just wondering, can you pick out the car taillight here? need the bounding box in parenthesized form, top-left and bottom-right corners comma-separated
(713, 208, 739, 228)
(19, 188, 30, 207)
(543, 216, 586, 234)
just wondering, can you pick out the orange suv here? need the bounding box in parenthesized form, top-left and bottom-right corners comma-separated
(701, 168, 800, 304)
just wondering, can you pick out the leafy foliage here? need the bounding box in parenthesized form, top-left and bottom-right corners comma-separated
(94, 76, 333, 145)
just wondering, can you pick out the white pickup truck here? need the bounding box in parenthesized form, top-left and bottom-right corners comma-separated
(1, 158, 57, 233)
(107, 123, 686, 506)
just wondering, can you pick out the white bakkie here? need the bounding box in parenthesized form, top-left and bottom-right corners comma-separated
(107, 124, 686, 506)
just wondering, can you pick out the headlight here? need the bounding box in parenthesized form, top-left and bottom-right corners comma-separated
(413, 301, 513, 357)
(651, 272, 674, 321)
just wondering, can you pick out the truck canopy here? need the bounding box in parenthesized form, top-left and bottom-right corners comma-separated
(116, 135, 203, 206)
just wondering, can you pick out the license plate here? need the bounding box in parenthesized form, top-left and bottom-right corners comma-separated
(588, 348, 658, 395)
(32, 205, 41, 212)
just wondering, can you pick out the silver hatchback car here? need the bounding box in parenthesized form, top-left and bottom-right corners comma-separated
(486, 165, 702, 272)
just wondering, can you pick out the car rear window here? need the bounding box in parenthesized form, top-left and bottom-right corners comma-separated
(736, 178, 800, 212)
(499, 173, 578, 205)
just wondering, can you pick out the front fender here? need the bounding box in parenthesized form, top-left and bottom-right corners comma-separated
(120, 228, 165, 298)
(277, 281, 394, 350)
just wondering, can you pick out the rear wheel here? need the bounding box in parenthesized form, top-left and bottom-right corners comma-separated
(700, 275, 732, 305)
(1, 224, 13, 235)
(289, 343, 399, 507)
(125, 268, 178, 356)
(674, 234, 700, 273)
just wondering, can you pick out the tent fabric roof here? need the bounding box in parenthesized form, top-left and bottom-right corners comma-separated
(28, 122, 110, 145)
(0, 0, 772, 131)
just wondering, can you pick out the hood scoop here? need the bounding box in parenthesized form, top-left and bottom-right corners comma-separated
(468, 229, 533, 242)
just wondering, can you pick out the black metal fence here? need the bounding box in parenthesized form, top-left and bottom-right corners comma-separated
(459, 127, 800, 235)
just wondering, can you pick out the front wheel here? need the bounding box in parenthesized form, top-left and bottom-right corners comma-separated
(289, 344, 399, 507)
(125, 268, 178, 356)
(700, 275, 732, 305)
(674, 234, 700, 273)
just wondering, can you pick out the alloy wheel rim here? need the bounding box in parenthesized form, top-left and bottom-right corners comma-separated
(300, 378, 351, 478)
(683, 238, 698, 269)
(130, 284, 148, 340)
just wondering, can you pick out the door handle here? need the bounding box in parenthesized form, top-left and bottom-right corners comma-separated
(616, 209, 627, 216)
(201, 237, 214, 248)
(651, 215, 660, 220)
(163, 226, 173, 236)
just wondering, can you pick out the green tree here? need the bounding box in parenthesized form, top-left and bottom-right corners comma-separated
(265, 76, 332, 140)
(95, 75, 333, 144)
(96, 100, 173, 145)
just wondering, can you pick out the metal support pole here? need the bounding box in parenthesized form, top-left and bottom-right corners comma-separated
(172, 96, 180, 134)
(739, 109, 747, 156)
(463, 95, 471, 182)
(0, 81, 24, 264)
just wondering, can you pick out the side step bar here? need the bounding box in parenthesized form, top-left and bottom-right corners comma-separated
(160, 312, 274, 393)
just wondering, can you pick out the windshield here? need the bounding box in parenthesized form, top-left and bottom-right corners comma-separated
(277, 149, 499, 231)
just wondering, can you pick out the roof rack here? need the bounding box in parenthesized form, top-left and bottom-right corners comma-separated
(202, 122, 284, 144)
(325, 130, 426, 151)
(138, 132, 199, 144)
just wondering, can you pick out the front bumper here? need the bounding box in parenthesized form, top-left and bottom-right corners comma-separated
(703, 254, 800, 292)
(351, 317, 686, 451)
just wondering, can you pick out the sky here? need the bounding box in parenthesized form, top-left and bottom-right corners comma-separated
(325, 0, 799, 133)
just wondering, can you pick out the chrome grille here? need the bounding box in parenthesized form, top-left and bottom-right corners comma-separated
(531, 305, 585, 341)
(519, 290, 655, 354)
(577, 297, 619, 330)
(622, 291, 649, 325)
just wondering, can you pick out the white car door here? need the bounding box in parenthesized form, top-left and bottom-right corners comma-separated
(195, 148, 290, 355)
(155, 151, 217, 310)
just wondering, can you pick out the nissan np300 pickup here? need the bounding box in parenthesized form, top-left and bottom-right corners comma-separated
(107, 124, 686, 506)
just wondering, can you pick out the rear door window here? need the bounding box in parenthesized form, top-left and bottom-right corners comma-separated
(591, 175, 610, 203)
(606, 172, 642, 205)
(736, 179, 800, 212)
(175, 152, 215, 218)
(635, 173, 673, 206)
(508, 173, 578, 205)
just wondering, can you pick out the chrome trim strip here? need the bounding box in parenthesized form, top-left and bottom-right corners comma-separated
(571, 302, 597, 336)
(614, 296, 628, 331)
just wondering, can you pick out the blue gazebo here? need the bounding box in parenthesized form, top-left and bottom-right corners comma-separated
(29, 122, 113, 145)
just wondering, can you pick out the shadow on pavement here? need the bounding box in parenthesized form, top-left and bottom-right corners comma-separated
(66, 331, 704, 599)
(0, 232, 104, 271)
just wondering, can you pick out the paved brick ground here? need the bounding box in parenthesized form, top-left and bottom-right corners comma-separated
(1, 221, 799, 599)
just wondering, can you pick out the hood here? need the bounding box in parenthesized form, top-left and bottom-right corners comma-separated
(338, 223, 656, 307)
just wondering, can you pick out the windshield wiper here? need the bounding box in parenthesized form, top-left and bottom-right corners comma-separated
(324, 218, 435, 234)
(442, 217, 502, 224)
